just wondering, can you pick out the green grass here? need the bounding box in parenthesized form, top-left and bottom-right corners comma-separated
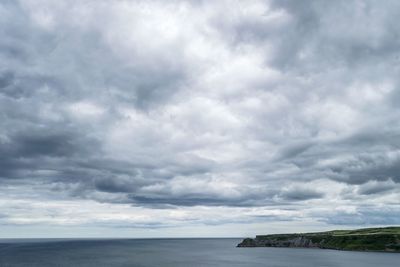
(328, 226, 400, 236)
(256, 226, 400, 238)
(254, 226, 400, 252)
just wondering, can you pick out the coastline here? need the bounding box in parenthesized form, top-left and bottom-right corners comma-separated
(237, 227, 400, 253)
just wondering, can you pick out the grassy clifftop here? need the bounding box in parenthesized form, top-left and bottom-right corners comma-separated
(238, 227, 400, 252)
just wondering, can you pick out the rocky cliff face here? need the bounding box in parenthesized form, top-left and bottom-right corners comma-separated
(237, 236, 319, 248)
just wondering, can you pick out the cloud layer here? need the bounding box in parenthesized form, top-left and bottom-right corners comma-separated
(0, 0, 399, 237)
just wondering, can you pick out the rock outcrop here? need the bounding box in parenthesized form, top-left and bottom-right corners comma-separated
(237, 227, 400, 252)
(238, 235, 319, 248)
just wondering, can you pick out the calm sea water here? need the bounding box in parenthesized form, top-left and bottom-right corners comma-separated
(0, 238, 399, 267)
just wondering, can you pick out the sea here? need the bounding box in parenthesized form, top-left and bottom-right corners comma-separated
(0, 238, 398, 267)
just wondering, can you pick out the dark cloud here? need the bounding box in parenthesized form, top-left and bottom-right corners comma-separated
(279, 187, 324, 201)
(326, 152, 400, 184)
(0, 71, 14, 89)
(129, 193, 273, 208)
(274, 141, 315, 162)
(95, 177, 136, 194)
(357, 180, 395, 195)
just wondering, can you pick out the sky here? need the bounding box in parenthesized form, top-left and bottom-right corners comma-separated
(0, 0, 400, 238)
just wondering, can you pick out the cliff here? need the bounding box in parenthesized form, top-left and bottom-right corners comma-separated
(237, 227, 400, 252)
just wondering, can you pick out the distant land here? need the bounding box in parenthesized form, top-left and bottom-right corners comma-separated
(237, 227, 400, 252)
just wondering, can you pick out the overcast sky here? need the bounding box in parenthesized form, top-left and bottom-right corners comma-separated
(0, 0, 400, 238)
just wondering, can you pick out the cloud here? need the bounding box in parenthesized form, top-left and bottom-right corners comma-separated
(357, 179, 396, 195)
(322, 206, 400, 226)
(0, 0, 399, 235)
(278, 186, 325, 201)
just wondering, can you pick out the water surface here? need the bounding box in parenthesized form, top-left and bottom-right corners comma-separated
(0, 238, 398, 267)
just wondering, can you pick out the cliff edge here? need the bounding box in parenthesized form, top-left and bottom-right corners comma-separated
(237, 227, 400, 252)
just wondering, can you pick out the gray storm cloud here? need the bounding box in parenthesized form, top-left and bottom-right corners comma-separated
(0, 0, 399, 234)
